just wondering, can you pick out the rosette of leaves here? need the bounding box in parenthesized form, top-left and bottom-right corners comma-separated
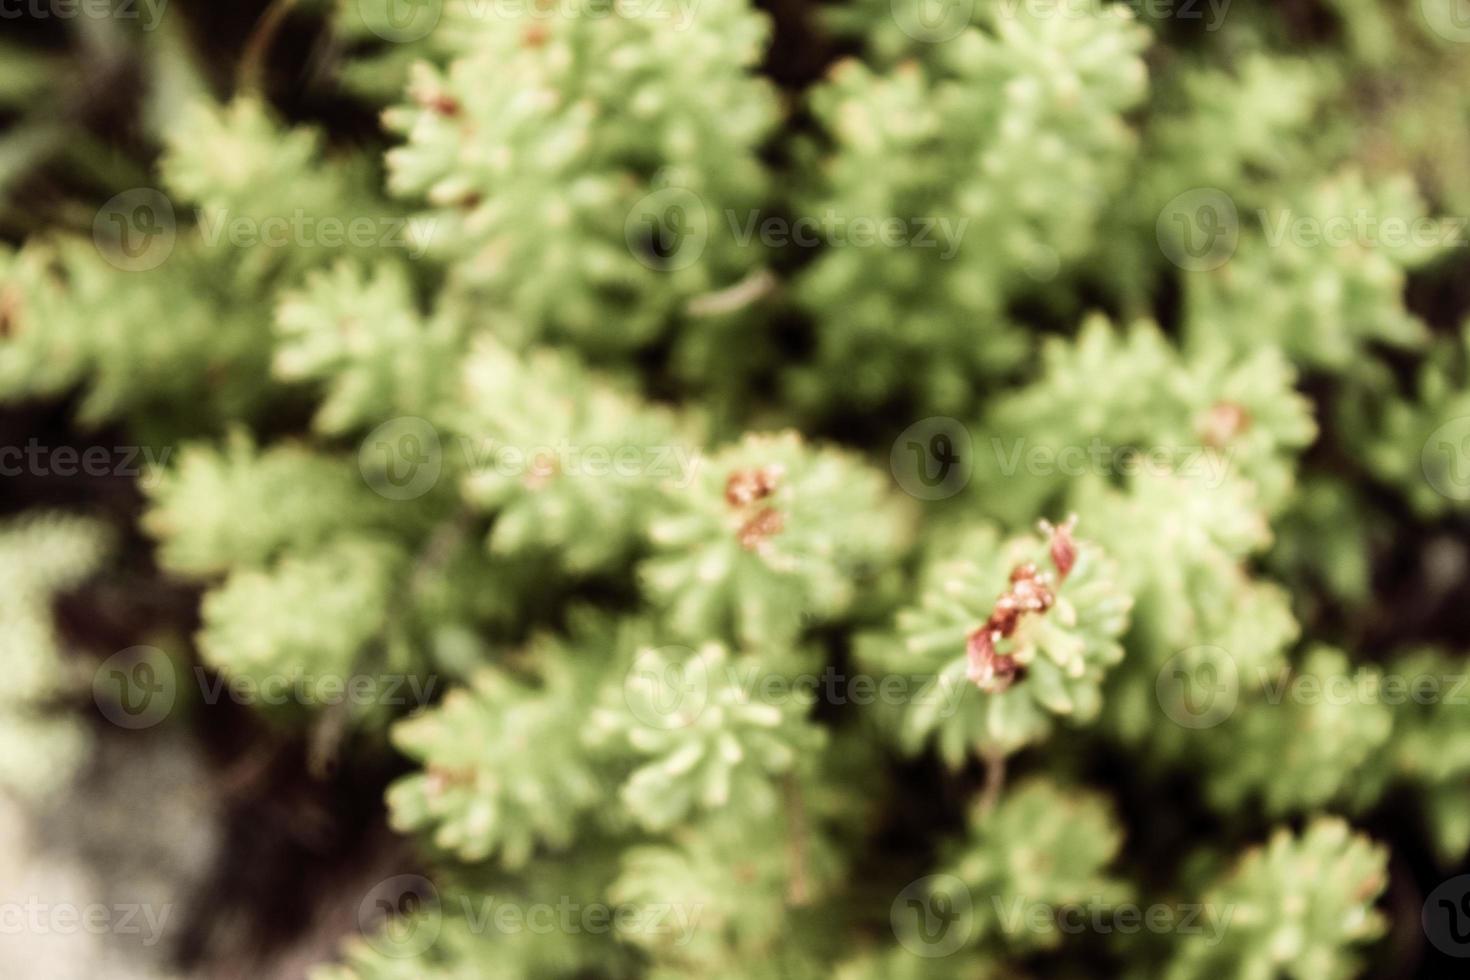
(1197, 647, 1393, 818)
(855, 521, 1132, 764)
(609, 805, 845, 972)
(381, 0, 777, 355)
(144, 432, 400, 576)
(1144, 54, 1328, 205)
(834, 947, 1002, 980)
(388, 649, 604, 868)
(788, 1, 1149, 416)
(1365, 648, 1470, 863)
(1077, 471, 1298, 750)
(274, 260, 463, 435)
(1163, 819, 1388, 980)
(198, 538, 406, 716)
(587, 642, 825, 832)
(1103, 52, 1330, 307)
(1267, 476, 1383, 609)
(0, 514, 108, 799)
(0, 238, 268, 432)
(934, 778, 1130, 953)
(316, 914, 607, 980)
(640, 430, 908, 646)
(976, 315, 1316, 524)
(452, 339, 695, 575)
(1183, 169, 1441, 372)
(159, 96, 391, 281)
(1344, 321, 1470, 518)
(316, 850, 631, 980)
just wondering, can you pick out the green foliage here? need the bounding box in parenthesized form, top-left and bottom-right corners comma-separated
(145, 432, 393, 576)
(274, 260, 460, 435)
(1365, 648, 1470, 863)
(1347, 322, 1470, 517)
(857, 522, 1131, 763)
(0, 237, 268, 428)
(8, 0, 1466, 976)
(198, 539, 404, 713)
(381, 0, 777, 356)
(790, 1, 1149, 415)
(1197, 647, 1393, 817)
(588, 642, 825, 831)
(1183, 169, 1441, 370)
(453, 339, 693, 574)
(641, 431, 908, 645)
(388, 653, 601, 866)
(1163, 819, 1388, 980)
(976, 314, 1316, 522)
(941, 778, 1129, 952)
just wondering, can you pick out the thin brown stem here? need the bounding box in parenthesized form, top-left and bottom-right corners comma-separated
(977, 747, 1007, 817)
(784, 773, 811, 906)
(237, 0, 301, 95)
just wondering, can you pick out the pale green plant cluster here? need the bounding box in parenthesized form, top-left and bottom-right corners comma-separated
(4, 0, 1470, 976)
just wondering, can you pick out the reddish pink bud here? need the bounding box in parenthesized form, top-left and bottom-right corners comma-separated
(966, 627, 1020, 692)
(1046, 517, 1078, 580)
